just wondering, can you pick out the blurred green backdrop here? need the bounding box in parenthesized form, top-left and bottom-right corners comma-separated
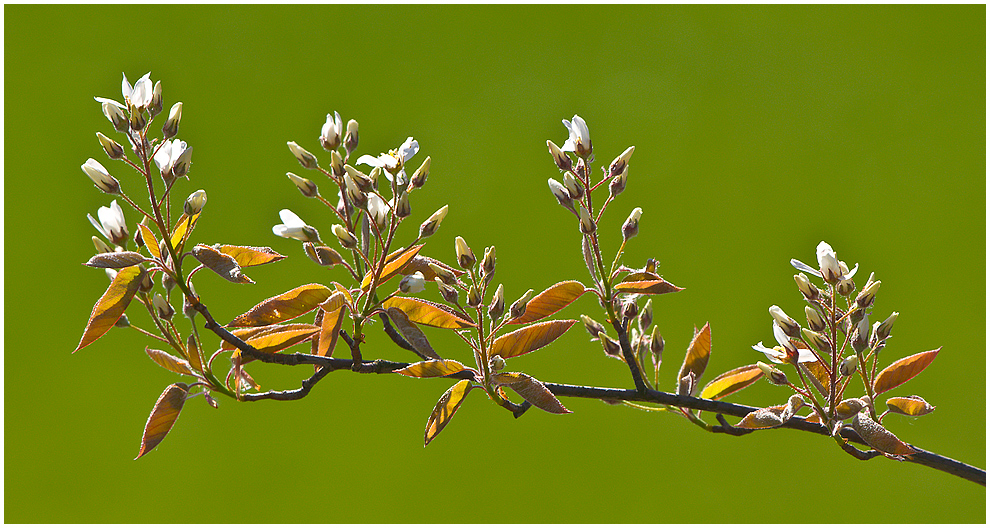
(5, 4, 985, 523)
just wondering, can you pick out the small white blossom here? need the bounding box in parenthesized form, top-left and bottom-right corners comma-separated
(356, 137, 419, 180)
(320, 112, 343, 151)
(272, 209, 318, 242)
(88, 200, 129, 245)
(154, 139, 193, 179)
(561, 115, 592, 157)
(790, 241, 858, 284)
(752, 321, 817, 364)
(367, 193, 387, 228)
(122, 72, 153, 110)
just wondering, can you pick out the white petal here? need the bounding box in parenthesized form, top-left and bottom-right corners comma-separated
(272, 224, 290, 237)
(752, 342, 784, 364)
(94, 97, 126, 109)
(121, 73, 132, 98)
(399, 137, 419, 162)
(796, 348, 819, 363)
(771, 321, 790, 347)
(88, 213, 110, 240)
(154, 139, 173, 171)
(842, 262, 859, 281)
(790, 258, 822, 278)
(570, 115, 589, 141)
(278, 209, 305, 227)
(355, 154, 382, 167)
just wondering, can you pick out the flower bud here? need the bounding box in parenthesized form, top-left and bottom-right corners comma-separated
(287, 172, 318, 198)
(162, 102, 182, 139)
(320, 112, 342, 151)
(581, 315, 606, 338)
(794, 272, 819, 301)
(428, 262, 457, 285)
(399, 271, 426, 294)
(419, 205, 448, 239)
(138, 269, 154, 293)
(102, 101, 129, 133)
(287, 141, 318, 170)
(481, 246, 496, 277)
(435, 278, 459, 304)
(817, 242, 843, 285)
(757, 361, 789, 386)
(153, 293, 174, 320)
(466, 284, 482, 307)
(650, 325, 664, 363)
(344, 165, 374, 192)
(344, 119, 359, 155)
(639, 299, 653, 330)
(92, 236, 113, 254)
(874, 311, 898, 342)
(608, 146, 635, 178)
(804, 306, 826, 333)
(394, 191, 411, 218)
(148, 81, 163, 117)
(839, 355, 859, 377)
(856, 279, 881, 308)
(509, 289, 534, 320)
(96, 132, 124, 160)
(578, 205, 596, 234)
(488, 284, 505, 320)
(622, 299, 638, 320)
(837, 276, 856, 297)
(81, 158, 120, 194)
(608, 169, 627, 197)
(852, 313, 870, 353)
(129, 110, 147, 131)
(115, 314, 131, 328)
(547, 140, 572, 172)
(184, 190, 207, 216)
(677, 372, 696, 396)
(562, 172, 584, 199)
(598, 331, 622, 358)
(409, 156, 430, 190)
(332, 224, 358, 249)
(548, 178, 574, 212)
(801, 328, 831, 354)
(304, 243, 344, 267)
(455, 236, 475, 269)
(622, 207, 642, 240)
(329, 149, 345, 178)
(343, 174, 368, 209)
(769, 305, 801, 338)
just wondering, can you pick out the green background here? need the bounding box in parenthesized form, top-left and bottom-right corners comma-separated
(5, 5, 985, 523)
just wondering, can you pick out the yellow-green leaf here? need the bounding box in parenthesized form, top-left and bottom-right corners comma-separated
(228, 284, 332, 327)
(138, 224, 161, 261)
(507, 281, 586, 324)
(873, 348, 940, 395)
(217, 245, 286, 267)
(614, 279, 683, 295)
(361, 244, 423, 291)
(492, 372, 569, 414)
(676, 323, 711, 395)
(170, 212, 199, 251)
(75, 266, 146, 352)
(192, 244, 254, 284)
(425, 379, 472, 446)
(395, 359, 472, 378)
(699, 364, 763, 400)
(489, 319, 575, 359)
(135, 383, 188, 459)
(145, 347, 195, 376)
(221, 323, 321, 353)
(385, 307, 440, 359)
(886, 396, 936, 417)
(381, 297, 473, 329)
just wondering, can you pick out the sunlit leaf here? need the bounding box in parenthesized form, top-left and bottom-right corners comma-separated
(873, 348, 940, 395)
(192, 244, 254, 284)
(676, 323, 711, 395)
(318, 305, 346, 358)
(425, 379, 473, 446)
(332, 281, 354, 304)
(381, 297, 473, 329)
(395, 359, 472, 378)
(137, 224, 161, 261)
(135, 383, 188, 459)
(75, 266, 146, 352)
(361, 244, 424, 291)
(735, 404, 787, 429)
(492, 372, 570, 414)
(886, 395, 936, 417)
(245, 325, 319, 354)
(385, 307, 440, 359)
(699, 364, 762, 400)
(489, 319, 576, 359)
(506, 281, 586, 324)
(398, 255, 465, 282)
(228, 283, 332, 327)
(304, 243, 345, 267)
(852, 410, 917, 455)
(800, 359, 831, 396)
(217, 245, 286, 267)
(145, 347, 195, 376)
(170, 212, 199, 251)
(84, 251, 147, 268)
(619, 270, 661, 282)
(186, 335, 204, 374)
(614, 279, 683, 295)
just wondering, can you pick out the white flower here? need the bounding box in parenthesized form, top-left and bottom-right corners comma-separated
(81, 158, 119, 194)
(122, 72, 153, 110)
(272, 209, 318, 242)
(154, 139, 193, 179)
(356, 136, 419, 180)
(399, 271, 426, 294)
(88, 200, 129, 245)
(367, 193, 387, 229)
(752, 321, 817, 364)
(320, 111, 343, 151)
(790, 241, 858, 284)
(561, 115, 591, 157)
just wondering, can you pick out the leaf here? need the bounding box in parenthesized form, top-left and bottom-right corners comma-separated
(506, 281, 586, 324)
(170, 212, 199, 251)
(186, 335, 204, 374)
(84, 251, 147, 268)
(228, 284, 333, 327)
(799, 359, 831, 396)
(381, 297, 473, 329)
(852, 410, 917, 455)
(394, 359, 472, 378)
(304, 243, 345, 266)
(886, 396, 936, 417)
(137, 224, 161, 261)
(614, 279, 683, 295)
(217, 245, 286, 267)
(489, 320, 576, 359)
(220, 323, 320, 354)
(582, 235, 598, 285)
(145, 347, 195, 376)
(318, 305, 347, 358)
(699, 364, 763, 400)
(135, 383, 188, 459)
(676, 323, 711, 395)
(192, 244, 254, 284)
(361, 244, 424, 291)
(619, 270, 662, 282)
(735, 404, 788, 429)
(397, 255, 465, 282)
(873, 348, 940, 395)
(75, 265, 146, 352)
(385, 307, 440, 359)
(425, 379, 473, 446)
(492, 372, 570, 414)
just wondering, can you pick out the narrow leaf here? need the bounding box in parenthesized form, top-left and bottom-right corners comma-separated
(489, 319, 576, 359)
(493, 372, 570, 414)
(582, 235, 598, 285)
(244, 325, 319, 354)
(425, 379, 473, 446)
(192, 244, 254, 284)
(137, 224, 161, 261)
(873, 348, 940, 395)
(217, 245, 286, 267)
(886, 396, 936, 417)
(228, 283, 332, 327)
(398, 255, 465, 282)
(395, 359, 472, 378)
(676, 323, 711, 395)
(382, 297, 473, 329)
(614, 279, 683, 295)
(304, 243, 345, 266)
(186, 335, 204, 374)
(135, 383, 188, 459)
(852, 411, 917, 455)
(699, 364, 763, 400)
(75, 266, 146, 352)
(386, 307, 440, 359)
(619, 270, 662, 282)
(170, 212, 199, 251)
(507, 281, 586, 324)
(735, 404, 788, 429)
(361, 244, 424, 291)
(318, 306, 346, 357)
(84, 251, 146, 268)
(145, 347, 195, 376)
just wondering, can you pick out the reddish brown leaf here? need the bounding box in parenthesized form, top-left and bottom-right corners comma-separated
(699, 364, 762, 400)
(186, 335, 204, 374)
(395, 359, 472, 378)
(619, 270, 662, 282)
(886, 396, 936, 417)
(506, 281, 586, 324)
(873, 348, 940, 395)
(852, 411, 917, 455)
(381, 297, 473, 329)
(145, 347, 195, 376)
(192, 244, 254, 284)
(361, 244, 424, 291)
(398, 255, 465, 282)
(137, 224, 162, 261)
(676, 323, 711, 395)
(228, 284, 333, 327)
(220, 324, 321, 353)
(135, 383, 188, 459)
(492, 372, 570, 414)
(75, 266, 146, 352)
(318, 305, 347, 358)
(304, 243, 345, 267)
(217, 245, 286, 267)
(489, 320, 576, 359)
(84, 251, 147, 268)
(425, 379, 473, 446)
(614, 279, 683, 295)
(735, 404, 788, 429)
(385, 307, 440, 359)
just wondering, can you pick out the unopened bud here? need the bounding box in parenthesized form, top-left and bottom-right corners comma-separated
(96, 132, 124, 160)
(148, 81, 163, 117)
(581, 315, 606, 338)
(839, 355, 859, 377)
(650, 325, 664, 362)
(757, 361, 789, 386)
(769, 305, 801, 338)
(344, 165, 374, 192)
(794, 272, 819, 301)
(677, 372, 696, 396)
(801, 328, 831, 354)
(874, 311, 898, 341)
(609, 146, 635, 178)
(129, 110, 147, 131)
(399, 271, 426, 294)
(481, 246, 496, 277)
(428, 262, 457, 285)
(490, 354, 506, 372)
(419, 205, 448, 238)
(547, 140, 572, 172)
(153, 293, 174, 320)
(115, 314, 131, 328)
(343, 174, 368, 209)
(287, 172, 318, 198)
(92, 236, 113, 254)
(562, 172, 584, 199)
(138, 269, 154, 293)
(454, 236, 475, 269)
(622, 207, 642, 240)
(639, 299, 653, 330)
(509, 289, 534, 319)
(344, 119, 359, 155)
(622, 299, 638, 320)
(81, 158, 120, 194)
(287, 141, 318, 170)
(394, 191, 411, 218)
(320, 112, 342, 151)
(488, 284, 505, 320)
(548, 178, 574, 211)
(852, 314, 870, 353)
(409, 156, 430, 189)
(857, 277, 881, 308)
(162, 102, 182, 139)
(304, 243, 343, 267)
(101, 101, 129, 133)
(608, 169, 627, 197)
(329, 149, 345, 178)
(332, 224, 358, 249)
(578, 205, 596, 234)
(466, 284, 481, 307)
(804, 306, 826, 332)
(435, 278, 459, 304)
(598, 331, 622, 358)
(183, 190, 207, 216)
